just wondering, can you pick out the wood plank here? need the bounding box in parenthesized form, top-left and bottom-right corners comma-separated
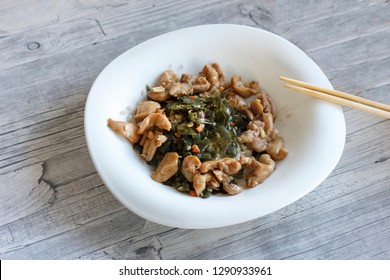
(0, 0, 128, 35)
(327, 56, 390, 101)
(0, 19, 106, 71)
(0, 165, 129, 257)
(0, 164, 54, 226)
(0, 37, 132, 173)
(80, 234, 166, 260)
(309, 29, 390, 74)
(0, 109, 86, 174)
(0, 209, 145, 259)
(150, 180, 390, 260)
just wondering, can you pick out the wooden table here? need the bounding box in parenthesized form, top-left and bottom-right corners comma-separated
(1, 0, 389, 260)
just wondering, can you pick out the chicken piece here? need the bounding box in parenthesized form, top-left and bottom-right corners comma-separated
(193, 171, 206, 196)
(238, 130, 267, 152)
(211, 169, 232, 185)
(249, 99, 264, 117)
(147, 88, 170, 102)
(107, 118, 140, 143)
(139, 130, 150, 146)
(151, 152, 179, 182)
(210, 169, 242, 195)
(137, 113, 171, 134)
(180, 73, 195, 83)
(223, 182, 243, 195)
(199, 64, 220, 90)
(257, 92, 277, 119)
(159, 70, 179, 89)
(192, 171, 221, 196)
(193, 76, 211, 93)
(181, 74, 210, 93)
(199, 158, 242, 175)
(229, 92, 254, 121)
(147, 70, 179, 101)
(240, 154, 275, 188)
(181, 155, 202, 182)
(168, 82, 193, 97)
(141, 131, 167, 161)
(262, 112, 279, 140)
(134, 101, 161, 121)
(211, 63, 226, 86)
(231, 75, 261, 98)
(247, 80, 261, 93)
(266, 136, 288, 161)
(227, 93, 246, 107)
(211, 169, 226, 182)
(248, 120, 267, 139)
(204, 172, 220, 190)
(248, 120, 265, 132)
(237, 106, 254, 121)
(238, 121, 268, 152)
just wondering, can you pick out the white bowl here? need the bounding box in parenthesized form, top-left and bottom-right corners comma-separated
(85, 24, 345, 229)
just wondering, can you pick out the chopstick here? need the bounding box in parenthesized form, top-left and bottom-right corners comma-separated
(280, 76, 390, 119)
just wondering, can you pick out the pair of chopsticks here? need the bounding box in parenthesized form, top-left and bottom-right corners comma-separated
(280, 76, 390, 119)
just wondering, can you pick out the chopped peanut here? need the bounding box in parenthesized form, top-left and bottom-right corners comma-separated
(191, 144, 200, 154)
(195, 125, 203, 132)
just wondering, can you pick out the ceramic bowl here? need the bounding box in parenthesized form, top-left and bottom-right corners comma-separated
(84, 24, 346, 229)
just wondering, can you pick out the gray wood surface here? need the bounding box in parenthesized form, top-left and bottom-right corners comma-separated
(1, 0, 389, 260)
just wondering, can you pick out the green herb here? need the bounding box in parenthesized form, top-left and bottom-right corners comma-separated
(145, 91, 248, 168)
(136, 90, 249, 197)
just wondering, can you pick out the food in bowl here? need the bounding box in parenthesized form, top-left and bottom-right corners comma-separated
(107, 63, 288, 198)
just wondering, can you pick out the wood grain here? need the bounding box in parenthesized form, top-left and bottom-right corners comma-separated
(0, 0, 389, 260)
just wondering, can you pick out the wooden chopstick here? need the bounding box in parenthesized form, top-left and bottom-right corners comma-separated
(280, 76, 390, 119)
